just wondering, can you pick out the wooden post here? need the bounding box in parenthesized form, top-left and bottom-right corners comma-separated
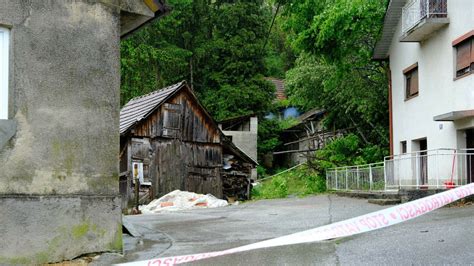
(133, 163, 140, 211)
(135, 177, 140, 210)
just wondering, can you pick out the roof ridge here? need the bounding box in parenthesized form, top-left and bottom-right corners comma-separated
(127, 81, 185, 102)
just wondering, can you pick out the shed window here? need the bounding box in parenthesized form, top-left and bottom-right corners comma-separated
(0, 27, 9, 120)
(454, 36, 473, 78)
(162, 103, 181, 138)
(403, 63, 418, 100)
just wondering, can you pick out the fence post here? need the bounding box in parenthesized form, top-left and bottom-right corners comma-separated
(356, 166, 360, 190)
(345, 167, 349, 190)
(436, 152, 440, 189)
(398, 156, 401, 189)
(383, 160, 387, 191)
(335, 169, 338, 190)
(416, 153, 419, 189)
(369, 164, 373, 191)
(326, 171, 329, 190)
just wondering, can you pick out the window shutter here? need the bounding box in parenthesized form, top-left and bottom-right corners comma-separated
(456, 40, 471, 72)
(471, 39, 474, 64)
(410, 68, 419, 96)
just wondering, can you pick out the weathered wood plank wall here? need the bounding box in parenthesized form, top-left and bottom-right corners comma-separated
(150, 140, 223, 198)
(123, 88, 224, 199)
(133, 91, 221, 143)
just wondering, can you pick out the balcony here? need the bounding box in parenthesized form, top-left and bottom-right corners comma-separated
(400, 0, 449, 42)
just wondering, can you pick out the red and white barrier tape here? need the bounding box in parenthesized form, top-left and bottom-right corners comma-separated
(116, 183, 474, 266)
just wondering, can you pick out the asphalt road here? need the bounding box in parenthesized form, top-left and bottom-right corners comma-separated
(98, 194, 474, 265)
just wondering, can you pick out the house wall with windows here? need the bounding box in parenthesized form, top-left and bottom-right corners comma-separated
(387, 0, 474, 156)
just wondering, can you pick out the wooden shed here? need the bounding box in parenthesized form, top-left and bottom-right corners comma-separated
(119, 81, 256, 207)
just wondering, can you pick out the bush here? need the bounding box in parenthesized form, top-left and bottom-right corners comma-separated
(252, 175, 288, 199)
(257, 166, 267, 179)
(314, 134, 388, 172)
(252, 165, 325, 199)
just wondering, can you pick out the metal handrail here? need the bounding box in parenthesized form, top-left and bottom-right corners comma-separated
(384, 148, 456, 161)
(327, 161, 384, 171)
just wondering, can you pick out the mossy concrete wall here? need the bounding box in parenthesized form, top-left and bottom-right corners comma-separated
(0, 0, 138, 263)
(0, 195, 122, 265)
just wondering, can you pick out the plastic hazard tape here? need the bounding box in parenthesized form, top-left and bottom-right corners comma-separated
(117, 183, 474, 266)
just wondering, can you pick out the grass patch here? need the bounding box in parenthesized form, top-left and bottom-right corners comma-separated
(252, 164, 326, 199)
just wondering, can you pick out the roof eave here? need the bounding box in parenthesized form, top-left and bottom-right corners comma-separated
(119, 0, 170, 39)
(373, 0, 406, 60)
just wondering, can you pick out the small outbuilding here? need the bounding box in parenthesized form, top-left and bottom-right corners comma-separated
(119, 81, 256, 207)
(274, 109, 346, 167)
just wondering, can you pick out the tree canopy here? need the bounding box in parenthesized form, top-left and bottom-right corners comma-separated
(121, 0, 276, 121)
(121, 0, 391, 165)
(282, 0, 389, 147)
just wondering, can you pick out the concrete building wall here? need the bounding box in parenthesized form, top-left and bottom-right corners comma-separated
(0, 1, 142, 263)
(389, 0, 474, 156)
(222, 117, 258, 162)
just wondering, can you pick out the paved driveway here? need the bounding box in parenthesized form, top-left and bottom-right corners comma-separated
(99, 194, 474, 265)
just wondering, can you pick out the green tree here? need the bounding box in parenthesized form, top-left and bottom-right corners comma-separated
(281, 0, 389, 149)
(120, 0, 275, 121)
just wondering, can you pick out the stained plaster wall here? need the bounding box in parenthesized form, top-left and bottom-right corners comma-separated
(0, 1, 125, 263)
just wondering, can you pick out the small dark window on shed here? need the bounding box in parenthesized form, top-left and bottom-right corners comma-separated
(162, 103, 181, 138)
(403, 63, 418, 100)
(454, 35, 474, 78)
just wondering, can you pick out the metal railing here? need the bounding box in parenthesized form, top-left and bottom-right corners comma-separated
(402, 0, 448, 34)
(327, 148, 474, 192)
(326, 162, 385, 191)
(385, 148, 472, 190)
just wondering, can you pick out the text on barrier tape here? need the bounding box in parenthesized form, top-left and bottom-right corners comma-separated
(116, 183, 474, 266)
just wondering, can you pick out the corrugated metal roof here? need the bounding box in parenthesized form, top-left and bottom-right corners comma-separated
(120, 81, 185, 134)
(373, 0, 407, 60)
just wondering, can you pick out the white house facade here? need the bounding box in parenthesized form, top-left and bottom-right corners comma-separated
(374, 0, 474, 188)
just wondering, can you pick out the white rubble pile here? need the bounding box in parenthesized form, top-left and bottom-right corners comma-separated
(139, 190, 229, 214)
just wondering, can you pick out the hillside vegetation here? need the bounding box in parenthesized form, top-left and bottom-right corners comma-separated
(120, 0, 390, 198)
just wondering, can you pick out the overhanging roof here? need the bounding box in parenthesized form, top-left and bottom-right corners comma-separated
(120, 81, 185, 134)
(117, 0, 169, 38)
(433, 110, 474, 121)
(373, 0, 406, 60)
(223, 139, 258, 166)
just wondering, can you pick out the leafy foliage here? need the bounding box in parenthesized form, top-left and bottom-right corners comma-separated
(252, 164, 326, 199)
(314, 134, 388, 172)
(252, 175, 288, 199)
(121, 0, 275, 120)
(281, 0, 389, 147)
(257, 119, 283, 161)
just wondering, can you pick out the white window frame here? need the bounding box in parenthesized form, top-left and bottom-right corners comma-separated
(0, 27, 9, 120)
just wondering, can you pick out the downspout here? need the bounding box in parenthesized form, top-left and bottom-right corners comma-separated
(387, 61, 394, 156)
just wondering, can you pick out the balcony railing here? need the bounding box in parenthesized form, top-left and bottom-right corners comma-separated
(326, 148, 474, 191)
(402, 0, 448, 35)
